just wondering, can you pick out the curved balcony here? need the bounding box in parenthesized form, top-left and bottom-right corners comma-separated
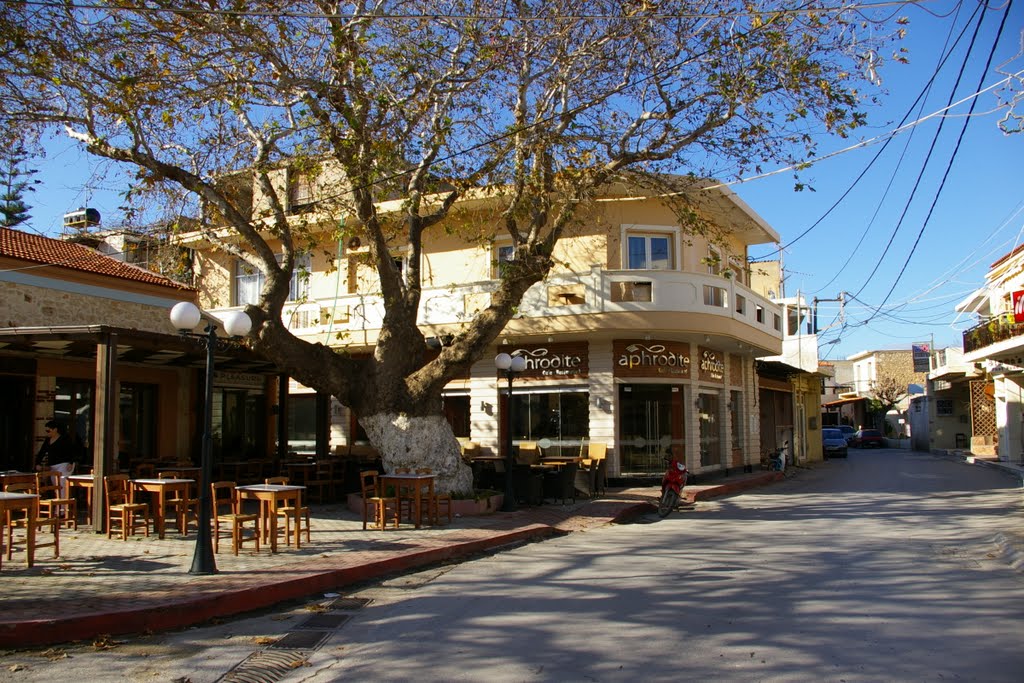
(212, 266, 784, 351)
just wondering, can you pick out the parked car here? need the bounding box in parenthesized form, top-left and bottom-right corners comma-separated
(821, 428, 848, 458)
(837, 424, 856, 444)
(850, 428, 885, 448)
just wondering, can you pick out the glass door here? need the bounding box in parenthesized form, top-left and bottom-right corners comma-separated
(618, 384, 676, 475)
(698, 392, 722, 467)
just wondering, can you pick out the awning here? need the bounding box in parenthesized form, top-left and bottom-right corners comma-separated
(822, 396, 868, 407)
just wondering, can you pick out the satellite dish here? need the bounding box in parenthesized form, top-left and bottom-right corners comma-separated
(347, 236, 361, 250)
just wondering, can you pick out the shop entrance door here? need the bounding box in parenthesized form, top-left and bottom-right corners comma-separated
(618, 384, 678, 476)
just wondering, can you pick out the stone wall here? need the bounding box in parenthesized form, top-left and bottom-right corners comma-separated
(2, 279, 177, 333)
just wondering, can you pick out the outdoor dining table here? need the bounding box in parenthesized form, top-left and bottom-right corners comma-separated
(67, 474, 96, 525)
(132, 478, 195, 539)
(380, 472, 435, 529)
(0, 492, 38, 567)
(235, 484, 306, 552)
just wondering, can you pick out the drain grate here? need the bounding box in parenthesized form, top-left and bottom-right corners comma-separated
(218, 650, 309, 683)
(331, 596, 372, 611)
(267, 631, 332, 650)
(298, 613, 351, 630)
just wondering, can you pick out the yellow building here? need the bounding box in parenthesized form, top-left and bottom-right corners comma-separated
(186, 177, 787, 479)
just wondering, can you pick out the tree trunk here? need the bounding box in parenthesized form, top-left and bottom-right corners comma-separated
(360, 413, 473, 495)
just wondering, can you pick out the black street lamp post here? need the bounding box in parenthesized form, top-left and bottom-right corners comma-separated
(169, 302, 252, 575)
(494, 352, 526, 513)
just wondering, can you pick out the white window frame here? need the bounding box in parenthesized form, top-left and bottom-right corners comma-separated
(621, 224, 680, 271)
(235, 253, 311, 306)
(492, 240, 515, 279)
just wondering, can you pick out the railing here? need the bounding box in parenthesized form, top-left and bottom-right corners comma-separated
(212, 266, 785, 343)
(963, 315, 1024, 353)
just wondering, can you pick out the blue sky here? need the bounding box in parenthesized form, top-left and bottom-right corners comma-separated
(18, 1, 1024, 362)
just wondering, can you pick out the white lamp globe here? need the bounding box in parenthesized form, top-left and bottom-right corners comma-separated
(509, 354, 527, 373)
(169, 301, 202, 331)
(494, 352, 512, 371)
(222, 310, 253, 338)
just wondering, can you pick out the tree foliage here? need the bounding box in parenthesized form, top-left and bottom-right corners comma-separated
(0, 131, 39, 229)
(0, 1, 903, 490)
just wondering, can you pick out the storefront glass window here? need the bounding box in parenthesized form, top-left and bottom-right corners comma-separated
(442, 394, 471, 438)
(54, 379, 92, 460)
(287, 394, 318, 453)
(698, 392, 722, 467)
(120, 383, 157, 463)
(212, 388, 266, 460)
(510, 391, 589, 456)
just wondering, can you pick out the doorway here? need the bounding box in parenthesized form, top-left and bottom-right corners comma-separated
(618, 384, 682, 476)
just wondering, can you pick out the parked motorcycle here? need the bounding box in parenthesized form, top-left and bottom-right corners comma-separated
(767, 441, 789, 472)
(657, 455, 688, 518)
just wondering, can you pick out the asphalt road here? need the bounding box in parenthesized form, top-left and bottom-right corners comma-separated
(2, 449, 1021, 682)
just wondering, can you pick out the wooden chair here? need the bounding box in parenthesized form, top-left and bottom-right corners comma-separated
(588, 443, 608, 495)
(265, 477, 310, 546)
(515, 441, 540, 466)
(306, 460, 335, 504)
(104, 474, 151, 540)
(211, 481, 260, 555)
(4, 480, 60, 563)
(158, 471, 199, 536)
(360, 470, 399, 530)
(413, 468, 451, 526)
(36, 470, 77, 530)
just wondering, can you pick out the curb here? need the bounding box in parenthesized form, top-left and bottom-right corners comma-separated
(0, 524, 556, 649)
(993, 532, 1024, 572)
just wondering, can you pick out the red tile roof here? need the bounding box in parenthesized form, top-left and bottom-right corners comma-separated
(0, 227, 194, 291)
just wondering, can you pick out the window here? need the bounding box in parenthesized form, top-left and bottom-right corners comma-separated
(493, 243, 515, 278)
(287, 394, 318, 453)
(755, 305, 764, 323)
(626, 233, 673, 270)
(936, 399, 954, 416)
(707, 248, 721, 275)
(120, 383, 157, 462)
(288, 171, 315, 214)
(509, 390, 590, 457)
(234, 253, 311, 306)
(773, 313, 781, 331)
(735, 294, 746, 315)
(442, 394, 471, 438)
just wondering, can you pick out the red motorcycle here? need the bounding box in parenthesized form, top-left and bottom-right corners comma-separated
(657, 455, 688, 518)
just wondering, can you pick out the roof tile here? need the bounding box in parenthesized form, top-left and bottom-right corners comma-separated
(0, 227, 193, 291)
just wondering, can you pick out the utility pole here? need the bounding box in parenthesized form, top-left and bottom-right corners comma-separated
(812, 292, 846, 334)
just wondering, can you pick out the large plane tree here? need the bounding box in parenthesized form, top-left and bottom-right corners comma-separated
(0, 1, 902, 492)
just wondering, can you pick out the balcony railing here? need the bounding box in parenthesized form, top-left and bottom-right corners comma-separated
(212, 266, 785, 345)
(963, 315, 1024, 353)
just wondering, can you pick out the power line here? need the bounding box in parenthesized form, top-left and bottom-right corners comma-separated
(862, 0, 1014, 319)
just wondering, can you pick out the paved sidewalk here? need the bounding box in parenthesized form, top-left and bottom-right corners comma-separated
(0, 471, 780, 649)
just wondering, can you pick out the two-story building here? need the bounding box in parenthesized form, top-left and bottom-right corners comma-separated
(185, 171, 790, 480)
(953, 244, 1024, 462)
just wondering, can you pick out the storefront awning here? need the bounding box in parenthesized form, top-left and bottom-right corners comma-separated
(822, 396, 868, 407)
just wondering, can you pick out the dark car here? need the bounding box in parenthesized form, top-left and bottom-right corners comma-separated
(850, 428, 885, 448)
(821, 428, 848, 459)
(837, 424, 856, 444)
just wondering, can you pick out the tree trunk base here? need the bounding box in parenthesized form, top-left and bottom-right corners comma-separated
(361, 413, 473, 495)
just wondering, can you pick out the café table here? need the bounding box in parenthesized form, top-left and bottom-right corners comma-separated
(380, 472, 435, 529)
(132, 478, 195, 539)
(235, 484, 306, 552)
(67, 474, 96, 525)
(0, 492, 38, 568)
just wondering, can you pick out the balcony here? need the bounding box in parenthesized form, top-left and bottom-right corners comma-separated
(211, 266, 784, 349)
(962, 315, 1024, 355)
